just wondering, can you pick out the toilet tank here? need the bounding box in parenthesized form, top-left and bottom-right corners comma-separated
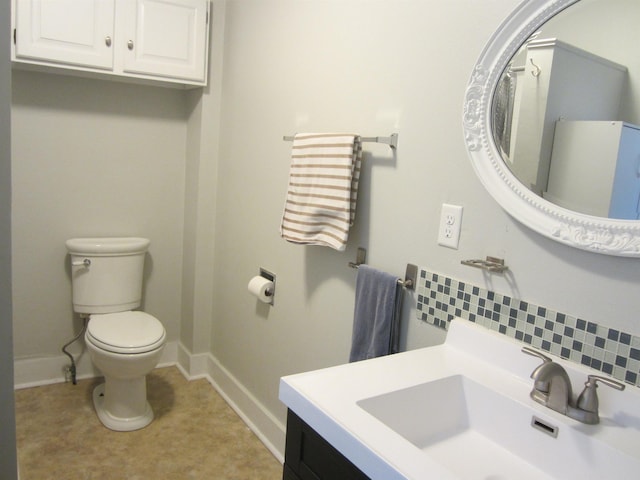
(66, 237, 151, 314)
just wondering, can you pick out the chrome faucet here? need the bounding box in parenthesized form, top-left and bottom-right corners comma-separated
(527, 349, 573, 414)
(522, 347, 625, 424)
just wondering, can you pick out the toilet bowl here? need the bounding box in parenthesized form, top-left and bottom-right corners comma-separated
(85, 311, 166, 431)
(66, 237, 167, 432)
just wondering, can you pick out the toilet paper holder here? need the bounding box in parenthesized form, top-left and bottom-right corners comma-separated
(260, 268, 276, 303)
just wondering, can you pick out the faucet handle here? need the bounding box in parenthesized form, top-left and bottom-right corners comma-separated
(521, 346, 552, 364)
(522, 347, 555, 391)
(585, 374, 626, 392)
(576, 375, 626, 423)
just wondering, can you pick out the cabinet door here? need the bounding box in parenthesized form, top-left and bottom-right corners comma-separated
(284, 410, 371, 480)
(14, 0, 115, 69)
(121, 0, 208, 82)
(609, 125, 640, 220)
(546, 121, 622, 216)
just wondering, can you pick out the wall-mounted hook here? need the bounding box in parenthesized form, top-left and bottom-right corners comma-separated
(530, 58, 541, 77)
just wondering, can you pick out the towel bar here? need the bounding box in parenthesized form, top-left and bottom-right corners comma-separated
(283, 133, 398, 150)
(461, 256, 509, 273)
(348, 247, 416, 290)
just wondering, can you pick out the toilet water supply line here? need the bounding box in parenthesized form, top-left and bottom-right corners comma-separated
(61, 314, 89, 385)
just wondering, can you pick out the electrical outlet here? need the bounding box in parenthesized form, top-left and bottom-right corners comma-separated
(438, 204, 463, 249)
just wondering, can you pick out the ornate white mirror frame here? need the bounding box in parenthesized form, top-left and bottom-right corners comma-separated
(463, 0, 640, 257)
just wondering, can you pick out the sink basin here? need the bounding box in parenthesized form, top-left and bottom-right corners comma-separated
(281, 320, 640, 480)
(358, 374, 636, 479)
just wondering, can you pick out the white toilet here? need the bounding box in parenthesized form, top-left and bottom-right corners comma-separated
(66, 237, 166, 432)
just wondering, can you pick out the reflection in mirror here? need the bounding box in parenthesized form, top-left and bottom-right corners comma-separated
(463, 0, 640, 256)
(492, 0, 640, 220)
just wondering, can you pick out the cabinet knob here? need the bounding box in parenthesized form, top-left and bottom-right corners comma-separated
(127, 40, 134, 50)
(105, 36, 112, 47)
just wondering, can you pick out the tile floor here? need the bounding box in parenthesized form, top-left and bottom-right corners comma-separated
(15, 366, 283, 479)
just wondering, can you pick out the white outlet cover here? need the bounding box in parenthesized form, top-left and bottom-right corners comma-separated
(438, 204, 463, 249)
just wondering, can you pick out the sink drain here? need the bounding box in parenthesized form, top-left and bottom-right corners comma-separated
(531, 416, 559, 438)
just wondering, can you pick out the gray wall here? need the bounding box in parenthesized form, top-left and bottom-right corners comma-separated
(11, 74, 189, 364)
(208, 0, 640, 426)
(1, 0, 17, 475)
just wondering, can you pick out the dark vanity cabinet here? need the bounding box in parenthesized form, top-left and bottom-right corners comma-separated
(283, 409, 371, 480)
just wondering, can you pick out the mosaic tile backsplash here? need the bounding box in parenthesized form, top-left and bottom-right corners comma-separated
(416, 268, 640, 388)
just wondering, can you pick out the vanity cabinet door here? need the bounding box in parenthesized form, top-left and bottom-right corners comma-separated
(283, 410, 371, 480)
(14, 0, 115, 70)
(120, 0, 209, 83)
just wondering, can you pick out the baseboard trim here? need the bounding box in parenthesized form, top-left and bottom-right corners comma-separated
(14, 341, 178, 390)
(176, 343, 286, 463)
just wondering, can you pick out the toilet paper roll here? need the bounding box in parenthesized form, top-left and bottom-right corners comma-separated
(248, 276, 274, 303)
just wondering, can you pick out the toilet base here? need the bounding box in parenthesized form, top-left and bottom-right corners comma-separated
(93, 383, 154, 432)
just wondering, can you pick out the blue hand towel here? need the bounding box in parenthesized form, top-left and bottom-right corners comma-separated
(349, 265, 402, 362)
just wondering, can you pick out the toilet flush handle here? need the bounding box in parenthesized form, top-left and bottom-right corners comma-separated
(71, 258, 91, 267)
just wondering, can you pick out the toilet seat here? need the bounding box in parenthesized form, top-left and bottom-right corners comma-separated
(86, 311, 166, 354)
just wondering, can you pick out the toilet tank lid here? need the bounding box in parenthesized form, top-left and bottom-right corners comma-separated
(66, 237, 150, 255)
(87, 311, 165, 350)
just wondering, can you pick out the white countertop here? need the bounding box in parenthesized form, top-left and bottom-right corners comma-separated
(279, 319, 640, 480)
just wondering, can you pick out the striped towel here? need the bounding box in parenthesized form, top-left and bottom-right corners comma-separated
(280, 133, 362, 251)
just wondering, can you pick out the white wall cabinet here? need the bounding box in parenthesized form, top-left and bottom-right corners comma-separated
(120, 0, 209, 82)
(507, 39, 626, 195)
(13, 0, 116, 70)
(12, 0, 210, 88)
(545, 121, 640, 220)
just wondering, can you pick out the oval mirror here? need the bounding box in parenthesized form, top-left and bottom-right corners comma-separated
(463, 0, 640, 257)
